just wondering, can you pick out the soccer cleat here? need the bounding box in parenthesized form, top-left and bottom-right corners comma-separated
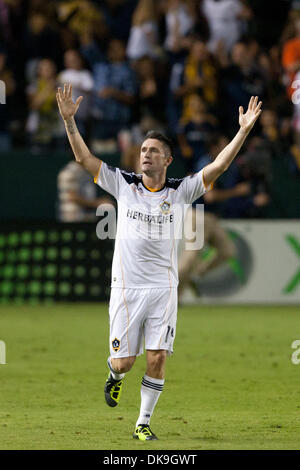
(133, 424, 158, 441)
(104, 373, 123, 407)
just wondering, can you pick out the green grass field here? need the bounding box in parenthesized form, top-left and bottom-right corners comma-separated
(0, 303, 300, 450)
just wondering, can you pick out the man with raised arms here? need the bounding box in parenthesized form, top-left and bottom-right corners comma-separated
(57, 85, 262, 441)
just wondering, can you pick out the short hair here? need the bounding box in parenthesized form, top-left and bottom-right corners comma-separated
(144, 130, 174, 157)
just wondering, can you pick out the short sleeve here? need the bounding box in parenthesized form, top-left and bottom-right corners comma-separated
(94, 161, 119, 199)
(181, 169, 213, 204)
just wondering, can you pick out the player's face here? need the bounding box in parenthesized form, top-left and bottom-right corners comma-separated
(140, 139, 172, 176)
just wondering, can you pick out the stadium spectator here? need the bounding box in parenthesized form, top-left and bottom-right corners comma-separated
(201, 0, 253, 53)
(56, 1, 108, 55)
(90, 39, 137, 152)
(258, 108, 299, 174)
(55, 0, 105, 39)
(99, 0, 137, 42)
(126, 0, 161, 61)
(0, 46, 15, 152)
(185, 0, 210, 42)
(176, 93, 217, 172)
(281, 14, 300, 100)
(195, 134, 270, 218)
(259, 108, 281, 146)
(164, 0, 196, 61)
(220, 40, 266, 135)
(167, 36, 218, 132)
(24, 11, 62, 81)
(134, 56, 166, 122)
(258, 107, 293, 155)
(236, 138, 272, 216)
(26, 58, 63, 151)
(258, 46, 287, 109)
(175, 37, 218, 108)
(57, 160, 114, 222)
(58, 49, 94, 138)
(78, 29, 106, 68)
(259, 107, 294, 154)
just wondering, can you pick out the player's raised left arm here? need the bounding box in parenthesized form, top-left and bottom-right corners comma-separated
(203, 96, 262, 188)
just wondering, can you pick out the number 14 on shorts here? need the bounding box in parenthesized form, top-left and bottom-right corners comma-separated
(165, 325, 174, 343)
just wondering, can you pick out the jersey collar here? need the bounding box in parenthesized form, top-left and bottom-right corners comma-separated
(141, 180, 166, 193)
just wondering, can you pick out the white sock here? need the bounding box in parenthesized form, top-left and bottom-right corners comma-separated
(107, 357, 125, 381)
(136, 375, 164, 428)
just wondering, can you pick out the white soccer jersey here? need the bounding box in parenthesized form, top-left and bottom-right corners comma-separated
(94, 162, 210, 289)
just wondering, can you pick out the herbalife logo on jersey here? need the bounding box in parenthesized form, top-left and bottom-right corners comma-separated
(0, 80, 6, 104)
(126, 208, 174, 224)
(95, 197, 205, 250)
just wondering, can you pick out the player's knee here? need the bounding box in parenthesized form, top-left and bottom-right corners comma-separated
(111, 356, 136, 373)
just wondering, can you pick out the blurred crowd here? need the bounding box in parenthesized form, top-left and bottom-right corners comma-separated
(1, 0, 300, 219)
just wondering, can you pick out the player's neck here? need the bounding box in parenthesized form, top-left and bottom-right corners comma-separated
(142, 173, 166, 192)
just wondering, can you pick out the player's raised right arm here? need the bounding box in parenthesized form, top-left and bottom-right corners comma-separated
(56, 84, 100, 178)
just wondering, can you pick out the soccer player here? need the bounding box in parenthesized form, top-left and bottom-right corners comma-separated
(56, 85, 262, 441)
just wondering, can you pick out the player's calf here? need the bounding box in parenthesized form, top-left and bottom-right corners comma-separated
(146, 349, 167, 379)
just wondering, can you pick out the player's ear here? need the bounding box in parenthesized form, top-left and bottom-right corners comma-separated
(166, 155, 173, 167)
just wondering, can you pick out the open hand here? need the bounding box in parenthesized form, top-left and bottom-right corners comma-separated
(239, 96, 262, 134)
(56, 84, 83, 120)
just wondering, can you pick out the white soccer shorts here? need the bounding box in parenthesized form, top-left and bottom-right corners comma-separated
(108, 287, 178, 358)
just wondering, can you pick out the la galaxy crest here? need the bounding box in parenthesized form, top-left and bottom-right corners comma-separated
(112, 338, 120, 352)
(160, 200, 170, 214)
